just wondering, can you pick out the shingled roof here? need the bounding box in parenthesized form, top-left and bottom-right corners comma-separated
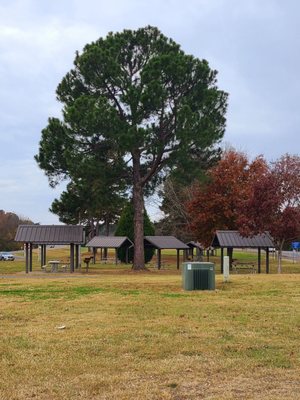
(86, 236, 133, 248)
(212, 230, 274, 248)
(144, 236, 189, 250)
(15, 225, 84, 244)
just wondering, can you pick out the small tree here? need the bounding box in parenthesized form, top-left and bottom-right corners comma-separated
(115, 202, 155, 263)
(239, 154, 300, 273)
(186, 150, 268, 246)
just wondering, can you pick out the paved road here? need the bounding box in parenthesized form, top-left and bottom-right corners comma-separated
(244, 248, 300, 261)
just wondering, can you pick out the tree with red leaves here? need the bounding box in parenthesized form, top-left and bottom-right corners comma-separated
(186, 150, 268, 246)
(239, 154, 300, 273)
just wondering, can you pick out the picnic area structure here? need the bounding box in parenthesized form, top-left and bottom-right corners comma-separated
(15, 225, 85, 273)
(144, 236, 189, 269)
(186, 241, 204, 261)
(211, 230, 275, 273)
(86, 236, 134, 264)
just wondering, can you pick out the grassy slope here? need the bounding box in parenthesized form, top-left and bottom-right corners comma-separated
(0, 270, 299, 399)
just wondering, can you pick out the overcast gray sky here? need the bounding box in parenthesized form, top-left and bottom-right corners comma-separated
(0, 0, 299, 224)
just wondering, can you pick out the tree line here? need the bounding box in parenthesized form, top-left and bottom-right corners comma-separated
(162, 150, 300, 273)
(0, 211, 33, 251)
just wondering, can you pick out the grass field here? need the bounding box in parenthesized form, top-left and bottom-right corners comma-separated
(0, 249, 299, 399)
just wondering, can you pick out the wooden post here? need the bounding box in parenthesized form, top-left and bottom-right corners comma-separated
(43, 245, 46, 265)
(70, 244, 74, 273)
(258, 248, 261, 273)
(29, 243, 33, 272)
(207, 249, 210, 262)
(75, 245, 79, 269)
(221, 247, 224, 273)
(115, 248, 118, 265)
(157, 249, 161, 270)
(25, 243, 29, 274)
(176, 249, 180, 270)
(227, 247, 233, 269)
(266, 247, 270, 274)
(40, 245, 44, 267)
(93, 247, 96, 264)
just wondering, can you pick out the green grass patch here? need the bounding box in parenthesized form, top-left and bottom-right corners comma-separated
(0, 273, 299, 399)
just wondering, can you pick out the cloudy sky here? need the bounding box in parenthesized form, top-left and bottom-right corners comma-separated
(0, 0, 299, 224)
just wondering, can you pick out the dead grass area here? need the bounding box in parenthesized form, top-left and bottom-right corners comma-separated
(0, 272, 299, 399)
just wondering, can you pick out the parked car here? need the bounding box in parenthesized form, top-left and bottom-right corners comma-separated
(0, 252, 15, 261)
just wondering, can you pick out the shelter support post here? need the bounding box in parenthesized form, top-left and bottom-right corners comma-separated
(177, 249, 180, 270)
(75, 245, 80, 269)
(25, 243, 29, 274)
(221, 247, 224, 274)
(93, 248, 96, 264)
(115, 248, 118, 265)
(70, 243, 74, 273)
(40, 245, 44, 267)
(266, 248, 270, 274)
(29, 243, 33, 272)
(258, 248, 261, 273)
(157, 249, 161, 270)
(227, 247, 233, 269)
(43, 245, 47, 266)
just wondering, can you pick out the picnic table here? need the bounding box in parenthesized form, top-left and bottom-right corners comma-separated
(48, 260, 60, 272)
(232, 261, 256, 274)
(41, 260, 70, 273)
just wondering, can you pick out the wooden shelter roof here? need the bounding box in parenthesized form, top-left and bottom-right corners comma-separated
(186, 241, 204, 250)
(144, 236, 189, 250)
(86, 236, 133, 248)
(211, 230, 274, 248)
(15, 225, 84, 244)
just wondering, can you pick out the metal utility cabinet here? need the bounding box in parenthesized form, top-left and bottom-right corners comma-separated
(182, 262, 215, 290)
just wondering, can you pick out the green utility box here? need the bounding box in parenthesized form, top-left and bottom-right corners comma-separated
(182, 262, 215, 291)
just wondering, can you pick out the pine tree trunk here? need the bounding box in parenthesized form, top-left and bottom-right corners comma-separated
(132, 153, 146, 270)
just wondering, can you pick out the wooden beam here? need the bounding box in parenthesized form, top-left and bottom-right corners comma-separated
(176, 249, 180, 270)
(115, 248, 118, 265)
(70, 244, 74, 273)
(75, 245, 79, 269)
(157, 249, 161, 270)
(221, 247, 224, 274)
(266, 247, 270, 274)
(93, 247, 96, 264)
(258, 248, 261, 273)
(43, 245, 47, 266)
(25, 243, 29, 274)
(29, 243, 33, 272)
(40, 245, 44, 267)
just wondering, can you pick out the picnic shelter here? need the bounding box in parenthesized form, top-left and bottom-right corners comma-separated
(144, 236, 189, 269)
(86, 236, 134, 264)
(15, 225, 85, 273)
(211, 230, 275, 273)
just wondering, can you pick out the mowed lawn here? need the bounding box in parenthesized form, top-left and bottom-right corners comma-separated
(0, 258, 299, 399)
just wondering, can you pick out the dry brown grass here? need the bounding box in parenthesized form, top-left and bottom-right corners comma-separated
(0, 268, 299, 399)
